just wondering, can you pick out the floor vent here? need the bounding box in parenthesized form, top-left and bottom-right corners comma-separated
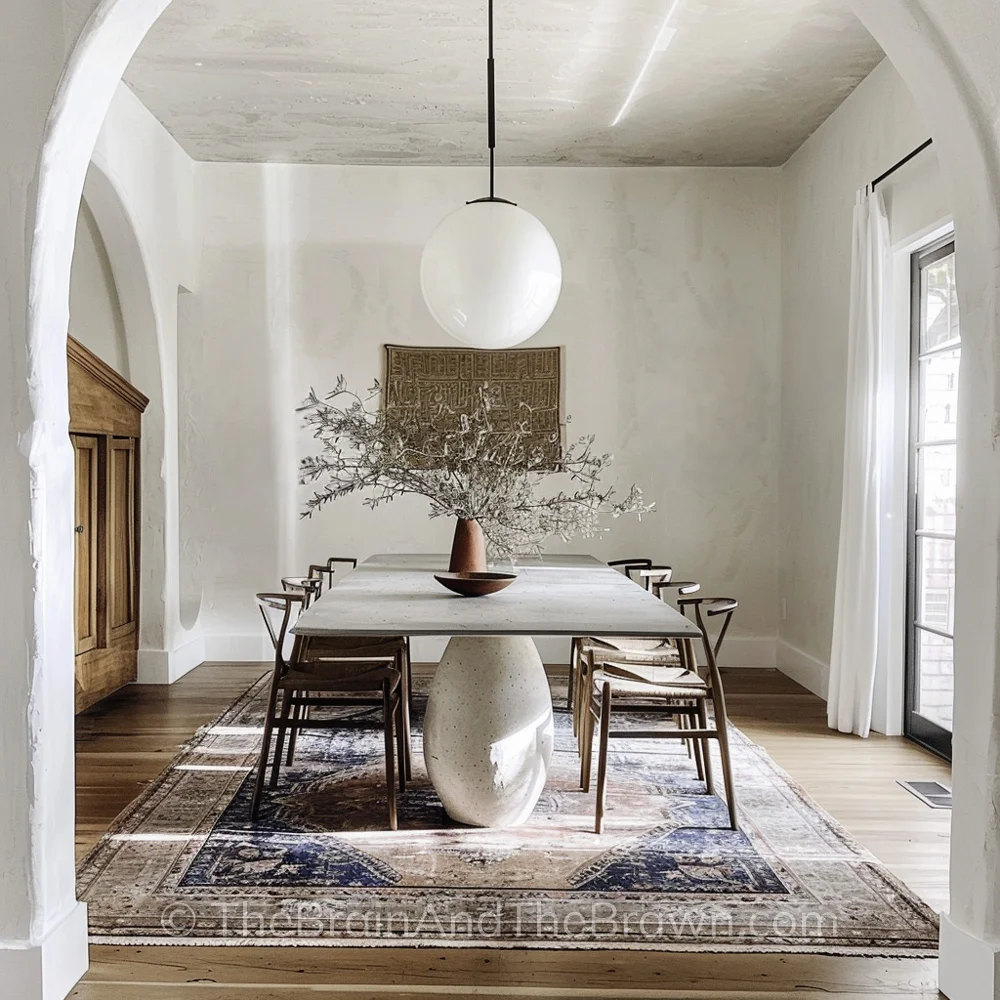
(898, 780, 952, 809)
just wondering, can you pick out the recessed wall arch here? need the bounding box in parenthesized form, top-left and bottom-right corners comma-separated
(9, 1, 1000, 997)
(81, 158, 171, 655)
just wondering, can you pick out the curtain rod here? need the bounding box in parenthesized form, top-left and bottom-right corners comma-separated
(871, 138, 934, 191)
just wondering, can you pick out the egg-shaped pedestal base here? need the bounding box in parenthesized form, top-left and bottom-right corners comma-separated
(423, 636, 554, 827)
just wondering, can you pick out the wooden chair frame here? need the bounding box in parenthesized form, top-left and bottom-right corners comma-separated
(257, 591, 306, 654)
(307, 556, 360, 596)
(304, 557, 413, 744)
(252, 590, 411, 829)
(281, 564, 414, 783)
(570, 577, 701, 738)
(637, 565, 673, 591)
(568, 558, 657, 718)
(250, 630, 410, 829)
(607, 558, 653, 584)
(579, 597, 740, 834)
(281, 575, 323, 608)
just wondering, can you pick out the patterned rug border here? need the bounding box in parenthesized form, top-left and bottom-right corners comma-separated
(77, 673, 941, 957)
(75, 935, 938, 955)
(77, 672, 272, 878)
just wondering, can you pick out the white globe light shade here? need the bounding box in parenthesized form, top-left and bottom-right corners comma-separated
(420, 201, 562, 349)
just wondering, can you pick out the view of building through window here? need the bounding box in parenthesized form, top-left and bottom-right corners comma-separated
(908, 240, 959, 756)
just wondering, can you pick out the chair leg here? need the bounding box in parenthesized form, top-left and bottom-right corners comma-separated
(286, 698, 303, 766)
(697, 624, 739, 831)
(400, 647, 412, 781)
(680, 636, 701, 678)
(566, 639, 580, 720)
(269, 690, 293, 790)
(594, 681, 612, 834)
(383, 679, 398, 831)
(690, 708, 706, 782)
(395, 696, 407, 794)
(697, 699, 716, 795)
(405, 637, 414, 713)
(712, 691, 739, 831)
(575, 651, 591, 754)
(572, 645, 581, 743)
(678, 712, 694, 758)
(250, 671, 283, 821)
(580, 687, 595, 792)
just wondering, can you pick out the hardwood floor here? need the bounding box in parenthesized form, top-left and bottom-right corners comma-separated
(73, 664, 950, 998)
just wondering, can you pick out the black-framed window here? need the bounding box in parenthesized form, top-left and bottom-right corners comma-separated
(905, 235, 958, 760)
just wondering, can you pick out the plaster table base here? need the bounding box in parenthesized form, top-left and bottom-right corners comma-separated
(423, 636, 554, 827)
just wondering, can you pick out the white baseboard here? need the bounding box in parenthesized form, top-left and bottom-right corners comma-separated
(137, 634, 206, 685)
(940, 912, 1000, 999)
(776, 639, 829, 699)
(204, 633, 272, 663)
(0, 902, 89, 1000)
(717, 636, 776, 668)
(416, 636, 777, 667)
(201, 635, 579, 666)
(198, 633, 778, 668)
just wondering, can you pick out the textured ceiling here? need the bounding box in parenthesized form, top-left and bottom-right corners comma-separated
(124, 0, 884, 166)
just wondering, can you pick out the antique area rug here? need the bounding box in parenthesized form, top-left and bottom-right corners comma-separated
(77, 674, 939, 954)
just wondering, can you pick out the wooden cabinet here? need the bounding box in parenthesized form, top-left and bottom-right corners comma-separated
(73, 435, 100, 656)
(108, 438, 138, 639)
(69, 338, 149, 713)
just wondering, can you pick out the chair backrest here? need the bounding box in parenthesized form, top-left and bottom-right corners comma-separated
(256, 592, 306, 664)
(307, 556, 358, 595)
(281, 576, 323, 608)
(307, 566, 330, 596)
(652, 579, 700, 602)
(676, 597, 738, 660)
(638, 565, 673, 591)
(608, 558, 653, 586)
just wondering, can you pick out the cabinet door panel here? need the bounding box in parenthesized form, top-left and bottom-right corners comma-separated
(108, 438, 137, 637)
(73, 435, 100, 655)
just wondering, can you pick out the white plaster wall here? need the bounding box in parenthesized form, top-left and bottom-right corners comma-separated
(0, 0, 75, 962)
(89, 83, 206, 680)
(190, 164, 782, 664)
(778, 58, 950, 697)
(69, 200, 129, 376)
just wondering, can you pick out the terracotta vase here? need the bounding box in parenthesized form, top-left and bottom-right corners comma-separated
(449, 517, 487, 573)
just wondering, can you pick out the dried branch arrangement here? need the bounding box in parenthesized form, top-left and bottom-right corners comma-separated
(299, 377, 652, 558)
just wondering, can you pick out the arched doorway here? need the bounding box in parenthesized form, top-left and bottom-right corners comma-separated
(2, 2, 998, 997)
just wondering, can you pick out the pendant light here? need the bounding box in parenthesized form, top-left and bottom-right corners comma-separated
(420, 0, 563, 350)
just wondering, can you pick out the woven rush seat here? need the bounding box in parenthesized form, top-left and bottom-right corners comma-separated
(592, 663, 707, 700)
(570, 573, 700, 735)
(585, 635, 681, 658)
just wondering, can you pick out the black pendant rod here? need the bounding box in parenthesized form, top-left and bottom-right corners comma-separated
(871, 138, 933, 191)
(468, 0, 515, 206)
(488, 0, 495, 198)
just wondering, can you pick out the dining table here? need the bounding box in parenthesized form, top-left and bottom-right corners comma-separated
(291, 552, 702, 828)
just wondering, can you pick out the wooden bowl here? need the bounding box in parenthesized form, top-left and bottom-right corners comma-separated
(433, 572, 518, 597)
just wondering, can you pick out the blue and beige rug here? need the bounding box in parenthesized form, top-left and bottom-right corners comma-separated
(77, 674, 939, 953)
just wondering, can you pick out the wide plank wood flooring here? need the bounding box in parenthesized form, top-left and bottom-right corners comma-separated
(73, 664, 950, 998)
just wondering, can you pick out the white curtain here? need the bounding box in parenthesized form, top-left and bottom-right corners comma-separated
(827, 187, 892, 737)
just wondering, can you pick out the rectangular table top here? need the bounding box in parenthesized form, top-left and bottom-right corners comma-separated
(292, 553, 701, 638)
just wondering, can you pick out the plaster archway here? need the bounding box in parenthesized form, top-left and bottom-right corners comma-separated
(7, 1, 1000, 997)
(842, 7, 1000, 993)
